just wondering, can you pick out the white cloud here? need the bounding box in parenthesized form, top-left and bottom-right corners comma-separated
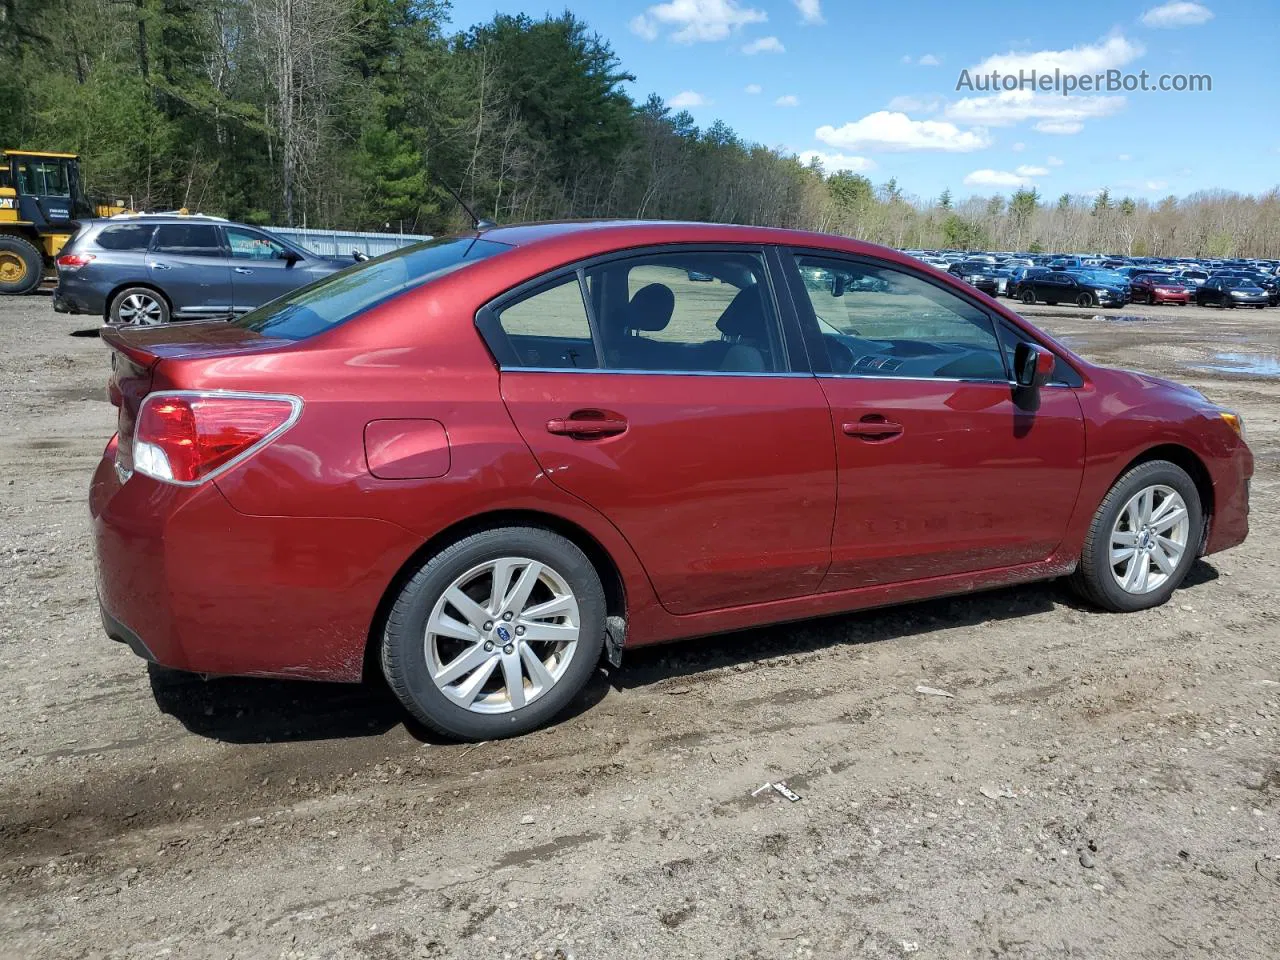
(1141, 2, 1213, 27)
(1015, 164, 1049, 176)
(1012, 141, 1026, 152)
(797, 150, 876, 173)
(629, 15, 660, 40)
(1145, 179, 1169, 190)
(946, 89, 1125, 128)
(742, 35, 784, 54)
(794, 0, 824, 24)
(776, 94, 800, 107)
(917, 54, 941, 66)
(1118, 153, 1131, 161)
(1046, 155, 1064, 166)
(744, 83, 762, 94)
(964, 169, 1034, 187)
(817, 111, 991, 153)
(886, 95, 941, 114)
(631, 0, 767, 44)
(669, 90, 709, 108)
(970, 34, 1143, 76)
(1036, 120, 1084, 134)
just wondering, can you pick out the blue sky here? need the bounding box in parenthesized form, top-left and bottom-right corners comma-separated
(443, 0, 1278, 203)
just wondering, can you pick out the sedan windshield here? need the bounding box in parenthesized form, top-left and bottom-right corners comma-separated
(234, 236, 510, 340)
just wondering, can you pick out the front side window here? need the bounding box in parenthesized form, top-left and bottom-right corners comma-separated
(584, 251, 782, 373)
(226, 226, 290, 261)
(794, 255, 1006, 381)
(151, 223, 223, 257)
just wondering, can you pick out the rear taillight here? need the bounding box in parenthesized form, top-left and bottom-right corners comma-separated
(133, 391, 300, 485)
(56, 253, 96, 270)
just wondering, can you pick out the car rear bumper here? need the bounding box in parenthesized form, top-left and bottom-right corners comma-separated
(90, 452, 424, 682)
(53, 276, 106, 316)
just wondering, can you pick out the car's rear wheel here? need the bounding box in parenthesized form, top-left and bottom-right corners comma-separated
(381, 527, 607, 741)
(1021, 289, 1036, 305)
(109, 287, 170, 326)
(1070, 460, 1202, 612)
(0, 235, 43, 295)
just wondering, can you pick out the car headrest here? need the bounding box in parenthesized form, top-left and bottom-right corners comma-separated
(716, 286, 768, 340)
(625, 284, 675, 332)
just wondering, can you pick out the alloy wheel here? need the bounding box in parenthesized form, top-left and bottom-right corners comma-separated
(1109, 484, 1190, 595)
(424, 557, 580, 714)
(117, 292, 164, 325)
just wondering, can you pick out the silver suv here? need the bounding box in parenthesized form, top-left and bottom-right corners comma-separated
(52, 215, 354, 325)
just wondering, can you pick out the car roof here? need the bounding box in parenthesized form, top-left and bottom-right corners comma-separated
(475, 219, 910, 261)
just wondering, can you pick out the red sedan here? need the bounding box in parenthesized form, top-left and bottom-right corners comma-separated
(91, 222, 1252, 740)
(1130, 272, 1192, 305)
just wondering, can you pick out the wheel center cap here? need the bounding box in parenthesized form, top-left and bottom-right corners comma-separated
(494, 624, 512, 644)
(1138, 529, 1153, 550)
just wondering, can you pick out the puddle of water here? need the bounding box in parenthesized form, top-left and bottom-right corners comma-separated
(1098, 313, 1160, 323)
(1192, 352, 1280, 377)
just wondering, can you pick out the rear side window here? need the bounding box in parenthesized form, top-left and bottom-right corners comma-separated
(235, 236, 509, 340)
(492, 276, 598, 369)
(152, 223, 222, 257)
(94, 224, 156, 251)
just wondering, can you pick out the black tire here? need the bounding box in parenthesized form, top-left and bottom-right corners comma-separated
(0, 234, 43, 295)
(108, 286, 171, 326)
(1070, 460, 1203, 613)
(381, 526, 607, 741)
(1021, 289, 1036, 305)
(1076, 293, 1093, 308)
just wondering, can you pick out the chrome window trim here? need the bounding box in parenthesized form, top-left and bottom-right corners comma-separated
(816, 373, 1073, 388)
(498, 366, 814, 379)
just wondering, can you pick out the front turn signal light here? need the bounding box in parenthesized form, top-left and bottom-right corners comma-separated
(1220, 410, 1246, 439)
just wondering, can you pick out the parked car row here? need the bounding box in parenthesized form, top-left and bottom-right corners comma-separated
(911, 248, 1280, 311)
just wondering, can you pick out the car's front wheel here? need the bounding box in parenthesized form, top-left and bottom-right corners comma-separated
(1070, 460, 1202, 612)
(1076, 293, 1094, 308)
(109, 287, 170, 326)
(381, 527, 607, 740)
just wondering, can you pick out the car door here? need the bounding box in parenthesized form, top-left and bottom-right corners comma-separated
(224, 225, 308, 311)
(486, 247, 837, 615)
(147, 222, 233, 319)
(782, 250, 1086, 591)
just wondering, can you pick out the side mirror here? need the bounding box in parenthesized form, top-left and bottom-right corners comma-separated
(279, 250, 302, 265)
(352, 249, 369, 262)
(831, 274, 845, 298)
(1014, 342, 1055, 389)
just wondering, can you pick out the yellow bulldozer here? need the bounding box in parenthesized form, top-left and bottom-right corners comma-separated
(0, 149, 128, 295)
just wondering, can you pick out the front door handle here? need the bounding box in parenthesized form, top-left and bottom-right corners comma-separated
(546, 414, 628, 439)
(234, 267, 253, 275)
(843, 417, 904, 441)
(149, 262, 171, 270)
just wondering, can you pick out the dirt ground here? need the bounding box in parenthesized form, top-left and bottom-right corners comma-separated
(1, 293, 1277, 960)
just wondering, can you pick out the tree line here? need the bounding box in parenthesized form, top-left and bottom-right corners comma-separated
(2, 0, 1277, 257)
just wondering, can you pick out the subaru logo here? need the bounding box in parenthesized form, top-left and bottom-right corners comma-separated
(496, 625, 511, 643)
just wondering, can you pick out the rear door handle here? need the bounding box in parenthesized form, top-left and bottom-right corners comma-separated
(843, 418, 904, 441)
(546, 415, 628, 439)
(234, 267, 253, 275)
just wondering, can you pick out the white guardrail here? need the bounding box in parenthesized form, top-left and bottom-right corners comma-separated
(267, 227, 434, 259)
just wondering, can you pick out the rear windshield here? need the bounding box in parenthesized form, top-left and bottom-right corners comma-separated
(233, 236, 510, 340)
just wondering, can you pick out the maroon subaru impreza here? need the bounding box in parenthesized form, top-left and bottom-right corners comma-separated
(91, 221, 1252, 740)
